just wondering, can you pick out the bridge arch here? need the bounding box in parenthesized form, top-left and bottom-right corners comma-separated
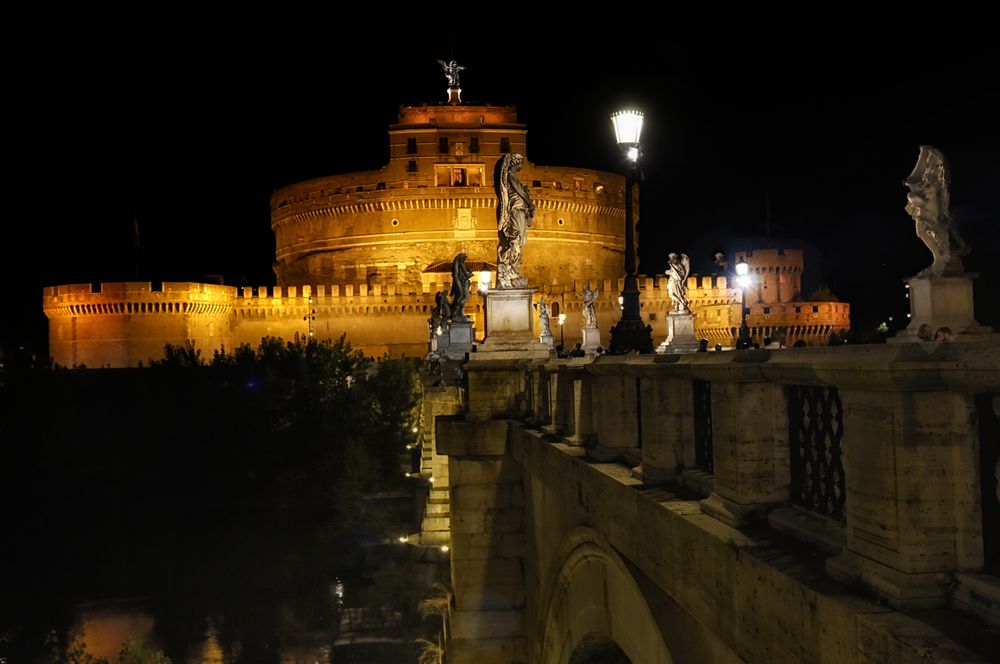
(538, 527, 673, 664)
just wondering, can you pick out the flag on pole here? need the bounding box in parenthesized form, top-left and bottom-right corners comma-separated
(133, 215, 140, 278)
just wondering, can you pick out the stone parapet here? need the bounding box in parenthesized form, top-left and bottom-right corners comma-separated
(436, 417, 527, 663)
(530, 342, 999, 613)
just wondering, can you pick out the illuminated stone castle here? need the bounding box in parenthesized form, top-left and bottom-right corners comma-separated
(43, 100, 849, 367)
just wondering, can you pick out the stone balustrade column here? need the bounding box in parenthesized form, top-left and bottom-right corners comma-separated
(638, 369, 693, 483)
(587, 358, 641, 456)
(566, 366, 593, 446)
(437, 418, 527, 663)
(827, 389, 984, 609)
(700, 380, 789, 527)
(543, 363, 573, 436)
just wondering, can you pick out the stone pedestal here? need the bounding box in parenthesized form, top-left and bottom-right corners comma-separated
(539, 332, 553, 348)
(656, 312, 700, 353)
(447, 87, 462, 104)
(581, 326, 601, 354)
(892, 274, 993, 342)
(481, 288, 551, 355)
(446, 321, 475, 359)
(436, 418, 526, 663)
(431, 328, 449, 355)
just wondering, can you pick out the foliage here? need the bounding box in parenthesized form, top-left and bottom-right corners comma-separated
(416, 639, 444, 664)
(145, 334, 418, 521)
(33, 631, 169, 664)
(116, 638, 171, 664)
(806, 284, 840, 302)
(156, 339, 203, 367)
(1, 336, 421, 661)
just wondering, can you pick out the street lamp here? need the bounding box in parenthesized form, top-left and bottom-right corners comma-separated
(735, 259, 752, 348)
(303, 296, 316, 338)
(478, 269, 491, 342)
(608, 109, 653, 354)
(558, 312, 566, 348)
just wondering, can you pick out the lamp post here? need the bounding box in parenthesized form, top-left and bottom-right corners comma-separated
(558, 312, 566, 348)
(735, 260, 751, 348)
(608, 109, 653, 354)
(478, 269, 491, 341)
(303, 296, 316, 339)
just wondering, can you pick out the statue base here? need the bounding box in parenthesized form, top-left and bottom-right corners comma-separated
(891, 274, 994, 342)
(581, 327, 602, 354)
(608, 318, 654, 354)
(447, 87, 462, 104)
(657, 312, 701, 353)
(445, 321, 474, 359)
(539, 332, 554, 348)
(481, 288, 552, 355)
(430, 327, 448, 355)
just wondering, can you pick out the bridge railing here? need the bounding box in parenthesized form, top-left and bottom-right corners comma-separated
(530, 342, 999, 610)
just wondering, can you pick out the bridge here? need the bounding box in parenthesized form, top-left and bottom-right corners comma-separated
(424, 342, 999, 663)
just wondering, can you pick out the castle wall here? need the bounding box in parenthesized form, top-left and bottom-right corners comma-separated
(43, 282, 233, 368)
(735, 248, 804, 304)
(270, 164, 629, 289)
(230, 284, 440, 358)
(534, 274, 849, 351)
(270, 101, 629, 294)
(44, 274, 851, 367)
(42, 105, 850, 366)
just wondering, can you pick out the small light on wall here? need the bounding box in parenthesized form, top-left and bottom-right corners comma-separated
(440, 545, 450, 553)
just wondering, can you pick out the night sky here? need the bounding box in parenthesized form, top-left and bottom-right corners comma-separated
(6, 26, 999, 357)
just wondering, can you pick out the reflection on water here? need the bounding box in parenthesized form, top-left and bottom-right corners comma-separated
(3, 504, 435, 663)
(70, 608, 156, 661)
(191, 623, 224, 664)
(67, 604, 336, 663)
(49, 561, 429, 663)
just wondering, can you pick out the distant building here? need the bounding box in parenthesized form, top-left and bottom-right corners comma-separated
(43, 98, 848, 367)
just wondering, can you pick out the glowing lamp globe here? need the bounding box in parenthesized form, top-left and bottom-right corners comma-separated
(611, 109, 644, 146)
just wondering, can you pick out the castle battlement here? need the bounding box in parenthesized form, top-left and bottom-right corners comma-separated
(43, 282, 236, 319)
(271, 165, 625, 228)
(41, 95, 849, 367)
(734, 248, 804, 272)
(392, 104, 521, 127)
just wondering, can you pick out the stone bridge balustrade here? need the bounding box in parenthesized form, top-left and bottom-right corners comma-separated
(528, 342, 999, 614)
(436, 342, 998, 662)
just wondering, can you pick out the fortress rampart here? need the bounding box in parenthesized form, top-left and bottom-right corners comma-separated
(42, 99, 849, 367)
(270, 100, 631, 290)
(43, 282, 234, 368)
(733, 248, 804, 304)
(270, 163, 630, 289)
(43, 268, 849, 367)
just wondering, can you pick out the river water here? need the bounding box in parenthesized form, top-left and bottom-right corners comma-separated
(2, 495, 435, 663)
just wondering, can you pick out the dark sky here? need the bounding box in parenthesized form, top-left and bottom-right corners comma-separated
(6, 25, 999, 355)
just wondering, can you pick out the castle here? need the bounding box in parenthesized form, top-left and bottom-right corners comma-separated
(43, 95, 849, 367)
